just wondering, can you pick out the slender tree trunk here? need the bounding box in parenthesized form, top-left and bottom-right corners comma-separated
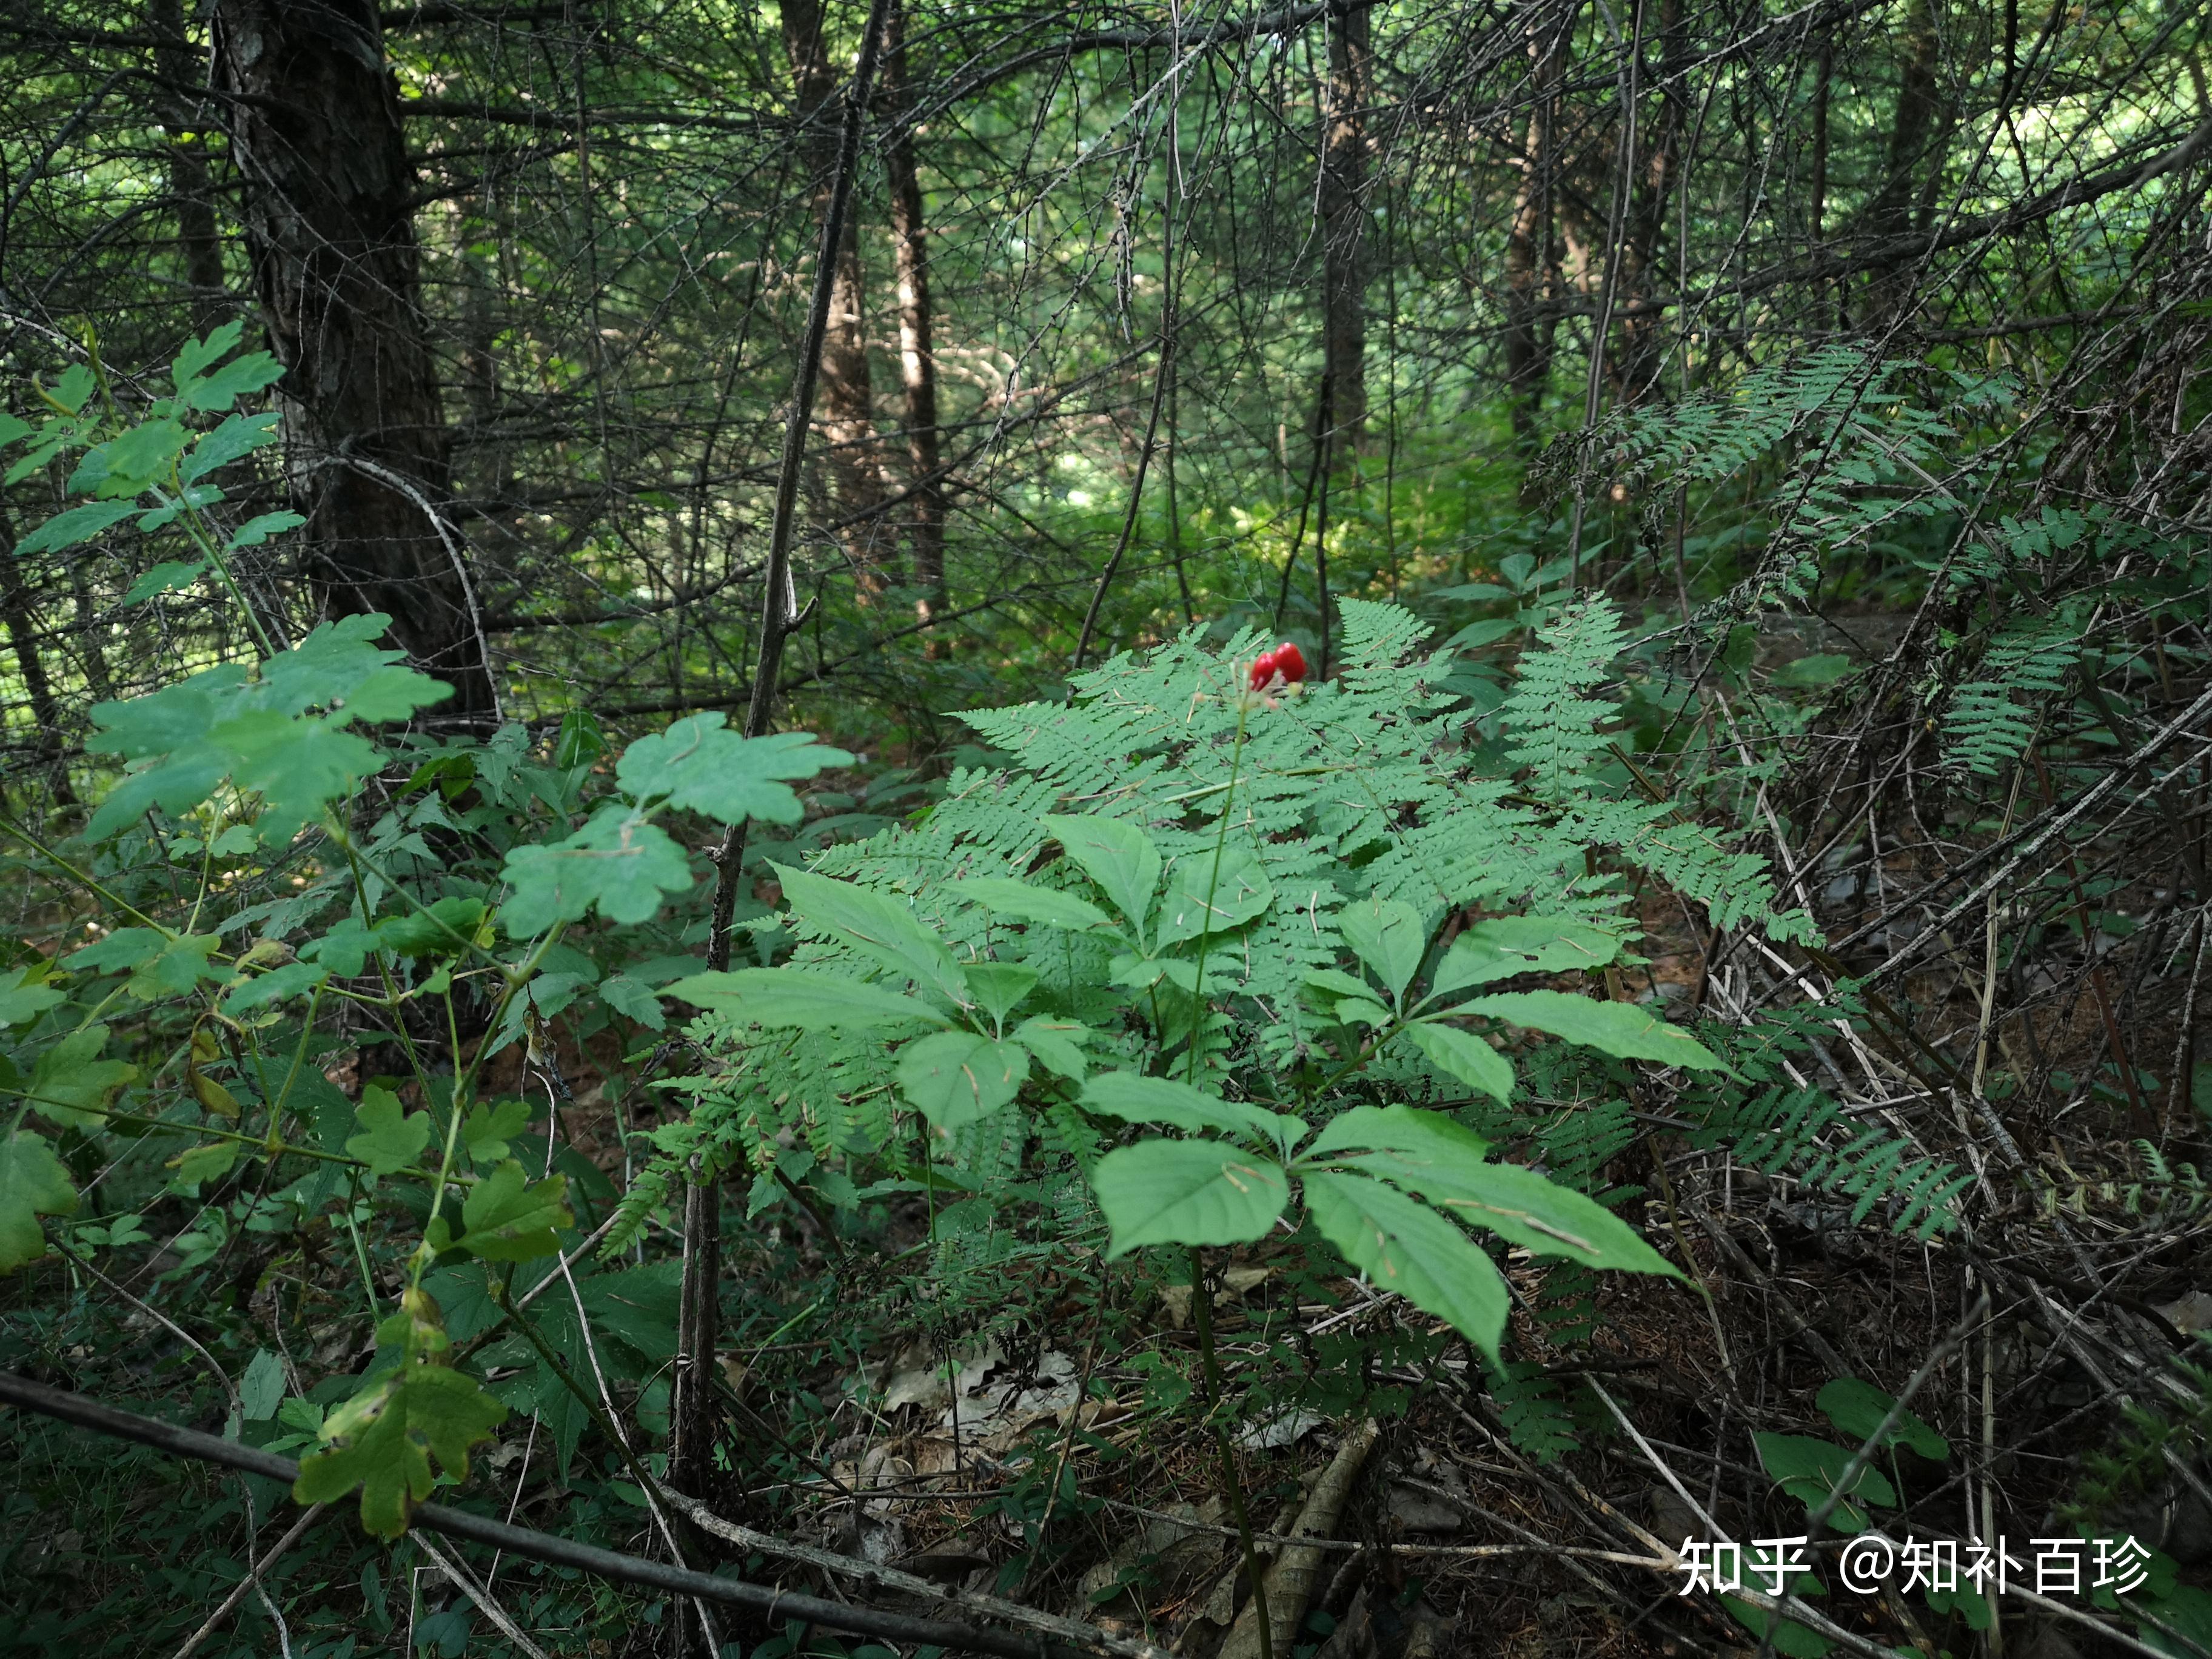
(675, 0, 896, 1558)
(1811, 33, 1832, 244)
(0, 509, 73, 805)
(784, 0, 894, 594)
(65, 557, 113, 706)
(1866, 0, 1942, 320)
(1504, 6, 1564, 451)
(150, 0, 227, 334)
(211, 0, 496, 723)
(1319, 0, 1371, 471)
(883, 0, 943, 637)
(1872, 0, 1940, 236)
(1617, 0, 1686, 404)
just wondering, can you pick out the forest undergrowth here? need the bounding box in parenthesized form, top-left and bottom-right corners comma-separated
(2, 2, 2211, 1658)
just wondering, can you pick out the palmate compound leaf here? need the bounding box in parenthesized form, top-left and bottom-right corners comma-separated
(83, 614, 451, 845)
(1430, 915, 1623, 996)
(499, 805, 694, 937)
(1398, 1019, 1516, 1103)
(1302, 1170, 1510, 1356)
(1305, 1106, 1678, 1277)
(1013, 1014, 1091, 1079)
(962, 961, 1037, 1023)
(0, 1128, 77, 1272)
(896, 1031, 1030, 1130)
(1153, 845, 1274, 947)
(1338, 896, 1427, 1000)
(293, 1359, 508, 1538)
(613, 715, 851, 826)
(666, 967, 950, 1032)
(1816, 1376, 1950, 1463)
(1091, 1138, 1289, 1256)
(1080, 1071, 1305, 1154)
(950, 876, 1119, 936)
(1041, 814, 1161, 942)
(1464, 989, 1726, 1071)
(1754, 1432, 1896, 1535)
(449, 1160, 570, 1261)
(773, 864, 968, 1004)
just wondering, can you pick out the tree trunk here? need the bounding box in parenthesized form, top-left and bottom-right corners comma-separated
(1616, 0, 1686, 405)
(1319, 0, 1371, 471)
(150, 0, 229, 334)
(883, 0, 943, 635)
(784, 0, 893, 593)
(1504, 7, 1564, 451)
(1865, 0, 1941, 321)
(0, 509, 73, 805)
(1811, 33, 1832, 244)
(211, 0, 495, 723)
(1872, 0, 1940, 238)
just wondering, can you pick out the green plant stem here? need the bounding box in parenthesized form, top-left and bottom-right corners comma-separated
(159, 480, 276, 660)
(1190, 1244, 1273, 1659)
(495, 1273, 686, 1521)
(58, 1101, 354, 1165)
(0, 815, 169, 934)
(1184, 695, 1250, 1084)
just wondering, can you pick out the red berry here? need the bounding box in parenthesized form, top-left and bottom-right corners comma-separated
(1271, 642, 1308, 683)
(1247, 648, 1278, 691)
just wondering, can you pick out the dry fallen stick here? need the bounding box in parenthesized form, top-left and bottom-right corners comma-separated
(1093, 1495, 1666, 1562)
(414, 1532, 554, 1659)
(0, 1371, 1119, 1659)
(664, 1490, 1176, 1659)
(1218, 1417, 1380, 1659)
(166, 1503, 326, 1659)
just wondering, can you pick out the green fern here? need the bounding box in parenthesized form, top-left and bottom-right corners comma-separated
(1676, 1005, 1974, 1241)
(1488, 1361, 1583, 1464)
(1942, 611, 2081, 776)
(637, 598, 1808, 1264)
(1582, 344, 1995, 611)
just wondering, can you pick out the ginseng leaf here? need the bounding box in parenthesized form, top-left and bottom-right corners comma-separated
(1091, 1139, 1287, 1256)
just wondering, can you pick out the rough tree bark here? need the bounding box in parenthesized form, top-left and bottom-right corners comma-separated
(1319, 0, 1371, 471)
(883, 0, 943, 635)
(784, 0, 894, 593)
(211, 0, 496, 722)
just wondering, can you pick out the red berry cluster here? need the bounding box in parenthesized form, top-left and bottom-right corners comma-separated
(1246, 640, 1309, 692)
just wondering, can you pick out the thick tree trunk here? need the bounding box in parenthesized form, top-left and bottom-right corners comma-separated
(150, 0, 228, 333)
(883, 0, 943, 635)
(1504, 9, 1563, 450)
(1319, 0, 1371, 470)
(211, 0, 495, 722)
(784, 0, 894, 593)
